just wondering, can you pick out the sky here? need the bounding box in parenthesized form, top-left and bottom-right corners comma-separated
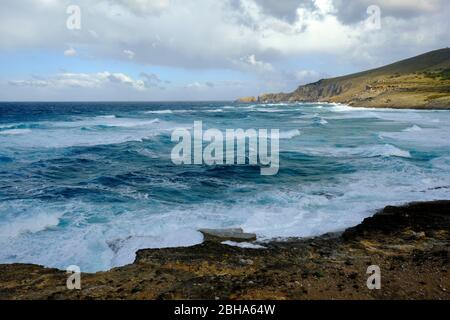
(0, 0, 448, 101)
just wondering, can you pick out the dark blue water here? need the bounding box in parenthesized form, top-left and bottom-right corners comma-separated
(1, 102, 449, 271)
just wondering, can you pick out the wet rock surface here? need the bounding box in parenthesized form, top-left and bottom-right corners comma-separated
(0, 201, 449, 300)
(199, 228, 257, 243)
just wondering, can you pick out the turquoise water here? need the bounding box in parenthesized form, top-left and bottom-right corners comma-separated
(0, 102, 449, 271)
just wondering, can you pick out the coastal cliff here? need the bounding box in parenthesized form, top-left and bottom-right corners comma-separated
(238, 48, 450, 109)
(0, 201, 449, 300)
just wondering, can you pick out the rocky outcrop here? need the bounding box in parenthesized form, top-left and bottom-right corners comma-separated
(0, 201, 449, 300)
(199, 228, 257, 243)
(236, 96, 258, 103)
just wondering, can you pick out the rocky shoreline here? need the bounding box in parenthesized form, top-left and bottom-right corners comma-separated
(0, 201, 449, 300)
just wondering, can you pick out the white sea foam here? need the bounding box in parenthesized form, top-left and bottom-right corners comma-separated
(279, 129, 301, 139)
(108, 231, 203, 267)
(0, 117, 178, 148)
(0, 129, 32, 135)
(403, 125, 423, 132)
(2, 157, 450, 272)
(144, 109, 196, 114)
(96, 115, 116, 119)
(99, 118, 160, 128)
(255, 108, 282, 113)
(144, 110, 173, 114)
(315, 118, 328, 125)
(380, 127, 450, 148)
(0, 210, 61, 238)
(300, 144, 411, 158)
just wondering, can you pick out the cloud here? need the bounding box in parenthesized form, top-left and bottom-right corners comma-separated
(294, 70, 323, 83)
(236, 0, 316, 22)
(333, 0, 447, 24)
(1, 0, 448, 70)
(64, 47, 77, 56)
(123, 49, 135, 59)
(233, 54, 274, 73)
(0, 0, 449, 99)
(185, 81, 204, 89)
(9, 72, 148, 91)
(9, 79, 49, 87)
(184, 81, 219, 89)
(114, 0, 171, 15)
(140, 72, 165, 89)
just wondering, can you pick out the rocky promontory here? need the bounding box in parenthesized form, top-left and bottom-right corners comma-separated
(0, 201, 449, 300)
(238, 48, 450, 109)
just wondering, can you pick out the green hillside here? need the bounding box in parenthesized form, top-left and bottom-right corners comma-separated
(240, 48, 450, 109)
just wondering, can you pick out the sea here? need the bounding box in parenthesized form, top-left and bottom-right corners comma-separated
(0, 101, 449, 272)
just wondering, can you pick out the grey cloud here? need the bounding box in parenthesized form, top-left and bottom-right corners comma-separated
(9, 72, 146, 91)
(229, 0, 317, 23)
(111, 0, 171, 15)
(1, 0, 448, 72)
(139, 72, 167, 89)
(9, 80, 49, 87)
(333, 0, 447, 24)
(252, 0, 316, 22)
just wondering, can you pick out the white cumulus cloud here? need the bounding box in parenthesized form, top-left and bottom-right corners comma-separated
(63, 47, 77, 57)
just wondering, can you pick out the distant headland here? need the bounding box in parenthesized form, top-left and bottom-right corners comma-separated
(238, 48, 450, 109)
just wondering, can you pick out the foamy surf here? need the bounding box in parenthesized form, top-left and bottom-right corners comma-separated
(299, 144, 411, 158)
(0, 129, 32, 135)
(279, 129, 301, 139)
(403, 125, 423, 132)
(144, 110, 173, 114)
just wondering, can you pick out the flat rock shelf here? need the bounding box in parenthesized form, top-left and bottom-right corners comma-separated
(198, 228, 257, 243)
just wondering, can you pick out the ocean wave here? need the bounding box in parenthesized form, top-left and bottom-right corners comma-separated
(1, 160, 449, 271)
(313, 117, 328, 125)
(0, 211, 61, 238)
(144, 110, 173, 114)
(261, 103, 292, 107)
(99, 118, 160, 128)
(0, 118, 170, 148)
(1, 102, 450, 272)
(301, 144, 411, 158)
(255, 108, 282, 113)
(403, 125, 423, 132)
(279, 129, 301, 139)
(0, 129, 32, 135)
(327, 104, 368, 112)
(95, 115, 117, 119)
(108, 232, 202, 267)
(380, 127, 450, 147)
